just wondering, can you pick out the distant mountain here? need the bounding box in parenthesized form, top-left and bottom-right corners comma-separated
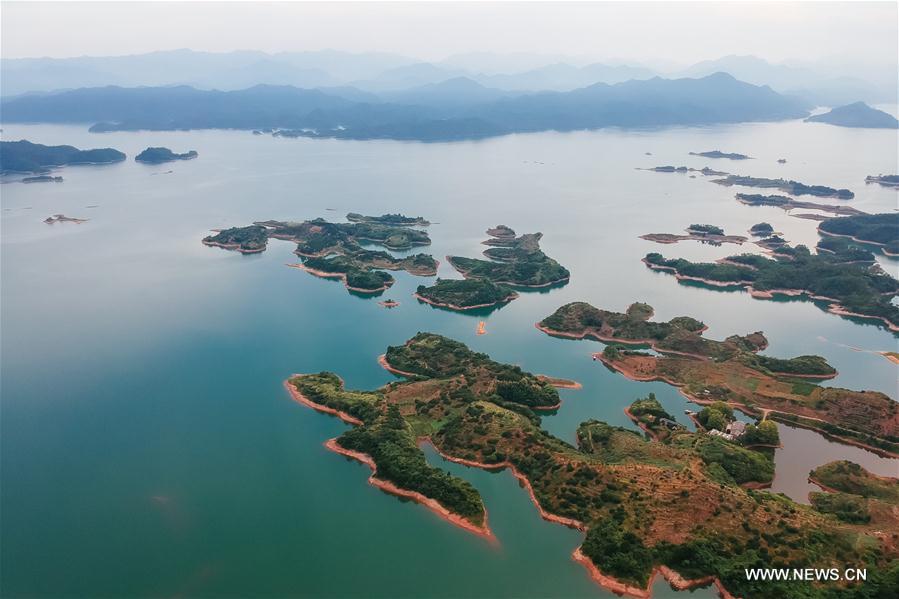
(352, 62, 470, 92)
(475, 62, 656, 91)
(0, 73, 811, 141)
(1, 140, 125, 173)
(379, 77, 516, 108)
(805, 102, 899, 129)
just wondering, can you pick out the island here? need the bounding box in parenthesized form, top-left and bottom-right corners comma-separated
(749, 222, 774, 236)
(641, 224, 747, 246)
(0, 140, 125, 174)
(715, 176, 855, 200)
(134, 147, 198, 163)
(818, 213, 899, 257)
(346, 213, 430, 227)
(865, 174, 899, 188)
(805, 102, 899, 129)
(203, 217, 437, 294)
(689, 150, 752, 160)
(537, 301, 898, 456)
(414, 278, 518, 311)
(286, 333, 899, 598)
(642, 248, 899, 332)
(643, 165, 728, 176)
(22, 175, 63, 183)
(446, 226, 570, 288)
(735, 193, 864, 217)
(44, 214, 88, 224)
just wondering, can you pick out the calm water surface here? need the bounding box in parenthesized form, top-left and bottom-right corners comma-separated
(2, 121, 897, 597)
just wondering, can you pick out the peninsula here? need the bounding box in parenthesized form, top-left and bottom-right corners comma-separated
(415, 278, 518, 311)
(640, 224, 747, 246)
(346, 213, 430, 227)
(643, 246, 899, 331)
(817, 213, 899, 257)
(865, 174, 899, 188)
(537, 301, 899, 455)
(134, 147, 198, 163)
(0, 140, 125, 174)
(643, 166, 728, 176)
(715, 176, 854, 199)
(287, 333, 899, 598)
(447, 226, 570, 287)
(805, 102, 899, 129)
(735, 193, 864, 216)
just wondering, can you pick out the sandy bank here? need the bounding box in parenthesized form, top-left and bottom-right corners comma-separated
(283, 377, 363, 426)
(286, 263, 393, 293)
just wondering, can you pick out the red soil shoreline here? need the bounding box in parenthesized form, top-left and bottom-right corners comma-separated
(446, 256, 570, 288)
(324, 438, 495, 540)
(283, 377, 363, 425)
(286, 263, 393, 294)
(377, 354, 420, 378)
(413, 291, 518, 311)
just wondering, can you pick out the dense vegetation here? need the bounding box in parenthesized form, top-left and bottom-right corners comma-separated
(134, 147, 198, 163)
(302, 255, 395, 292)
(202, 225, 270, 253)
(750, 222, 774, 236)
(695, 401, 734, 431)
(805, 102, 899, 129)
(715, 175, 854, 199)
(818, 213, 899, 249)
(687, 224, 725, 235)
(447, 227, 570, 287)
(736, 193, 863, 216)
(809, 492, 870, 524)
(809, 461, 899, 503)
(415, 278, 517, 310)
(0, 139, 125, 173)
(693, 436, 774, 485)
(740, 420, 780, 446)
(644, 248, 899, 329)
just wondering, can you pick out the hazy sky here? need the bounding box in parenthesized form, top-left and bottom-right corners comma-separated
(2, 1, 897, 68)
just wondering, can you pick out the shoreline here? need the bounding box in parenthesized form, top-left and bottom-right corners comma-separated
(536, 375, 583, 390)
(283, 377, 363, 426)
(644, 260, 899, 333)
(202, 239, 267, 254)
(324, 438, 494, 540)
(286, 263, 393, 294)
(377, 354, 421, 378)
(534, 322, 711, 361)
(446, 256, 570, 288)
(413, 291, 518, 311)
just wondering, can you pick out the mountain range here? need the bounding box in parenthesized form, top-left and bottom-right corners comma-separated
(0, 73, 811, 142)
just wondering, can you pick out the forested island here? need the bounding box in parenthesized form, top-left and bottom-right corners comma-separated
(537, 301, 899, 455)
(818, 213, 899, 256)
(415, 278, 518, 310)
(643, 165, 728, 176)
(0, 139, 125, 174)
(640, 224, 747, 246)
(643, 245, 899, 331)
(203, 216, 437, 294)
(287, 333, 899, 598)
(346, 212, 430, 226)
(446, 226, 570, 287)
(689, 150, 751, 160)
(749, 222, 774, 236)
(865, 174, 899, 188)
(805, 102, 899, 129)
(22, 175, 63, 183)
(134, 147, 198, 163)
(715, 176, 855, 199)
(809, 461, 898, 526)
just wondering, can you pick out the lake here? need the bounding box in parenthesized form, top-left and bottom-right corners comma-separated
(1, 120, 896, 597)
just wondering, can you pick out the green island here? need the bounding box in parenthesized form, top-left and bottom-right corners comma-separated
(865, 174, 899, 188)
(689, 150, 752, 160)
(287, 333, 899, 597)
(203, 217, 437, 293)
(749, 222, 774, 236)
(537, 301, 899, 456)
(808, 461, 899, 528)
(0, 139, 125, 174)
(134, 147, 198, 163)
(715, 176, 855, 200)
(804, 102, 899, 130)
(818, 213, 899, 257)
(736, 193, 864, 217)
(642, 246, 899, 332)
(446, 226, 570, 287)
(415, 278, 518, 311)
(346, 212, 430, 226)
(641, 224, 747, 246)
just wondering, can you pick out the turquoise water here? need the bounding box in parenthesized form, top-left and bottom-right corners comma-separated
(2, 121, 896, 597)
